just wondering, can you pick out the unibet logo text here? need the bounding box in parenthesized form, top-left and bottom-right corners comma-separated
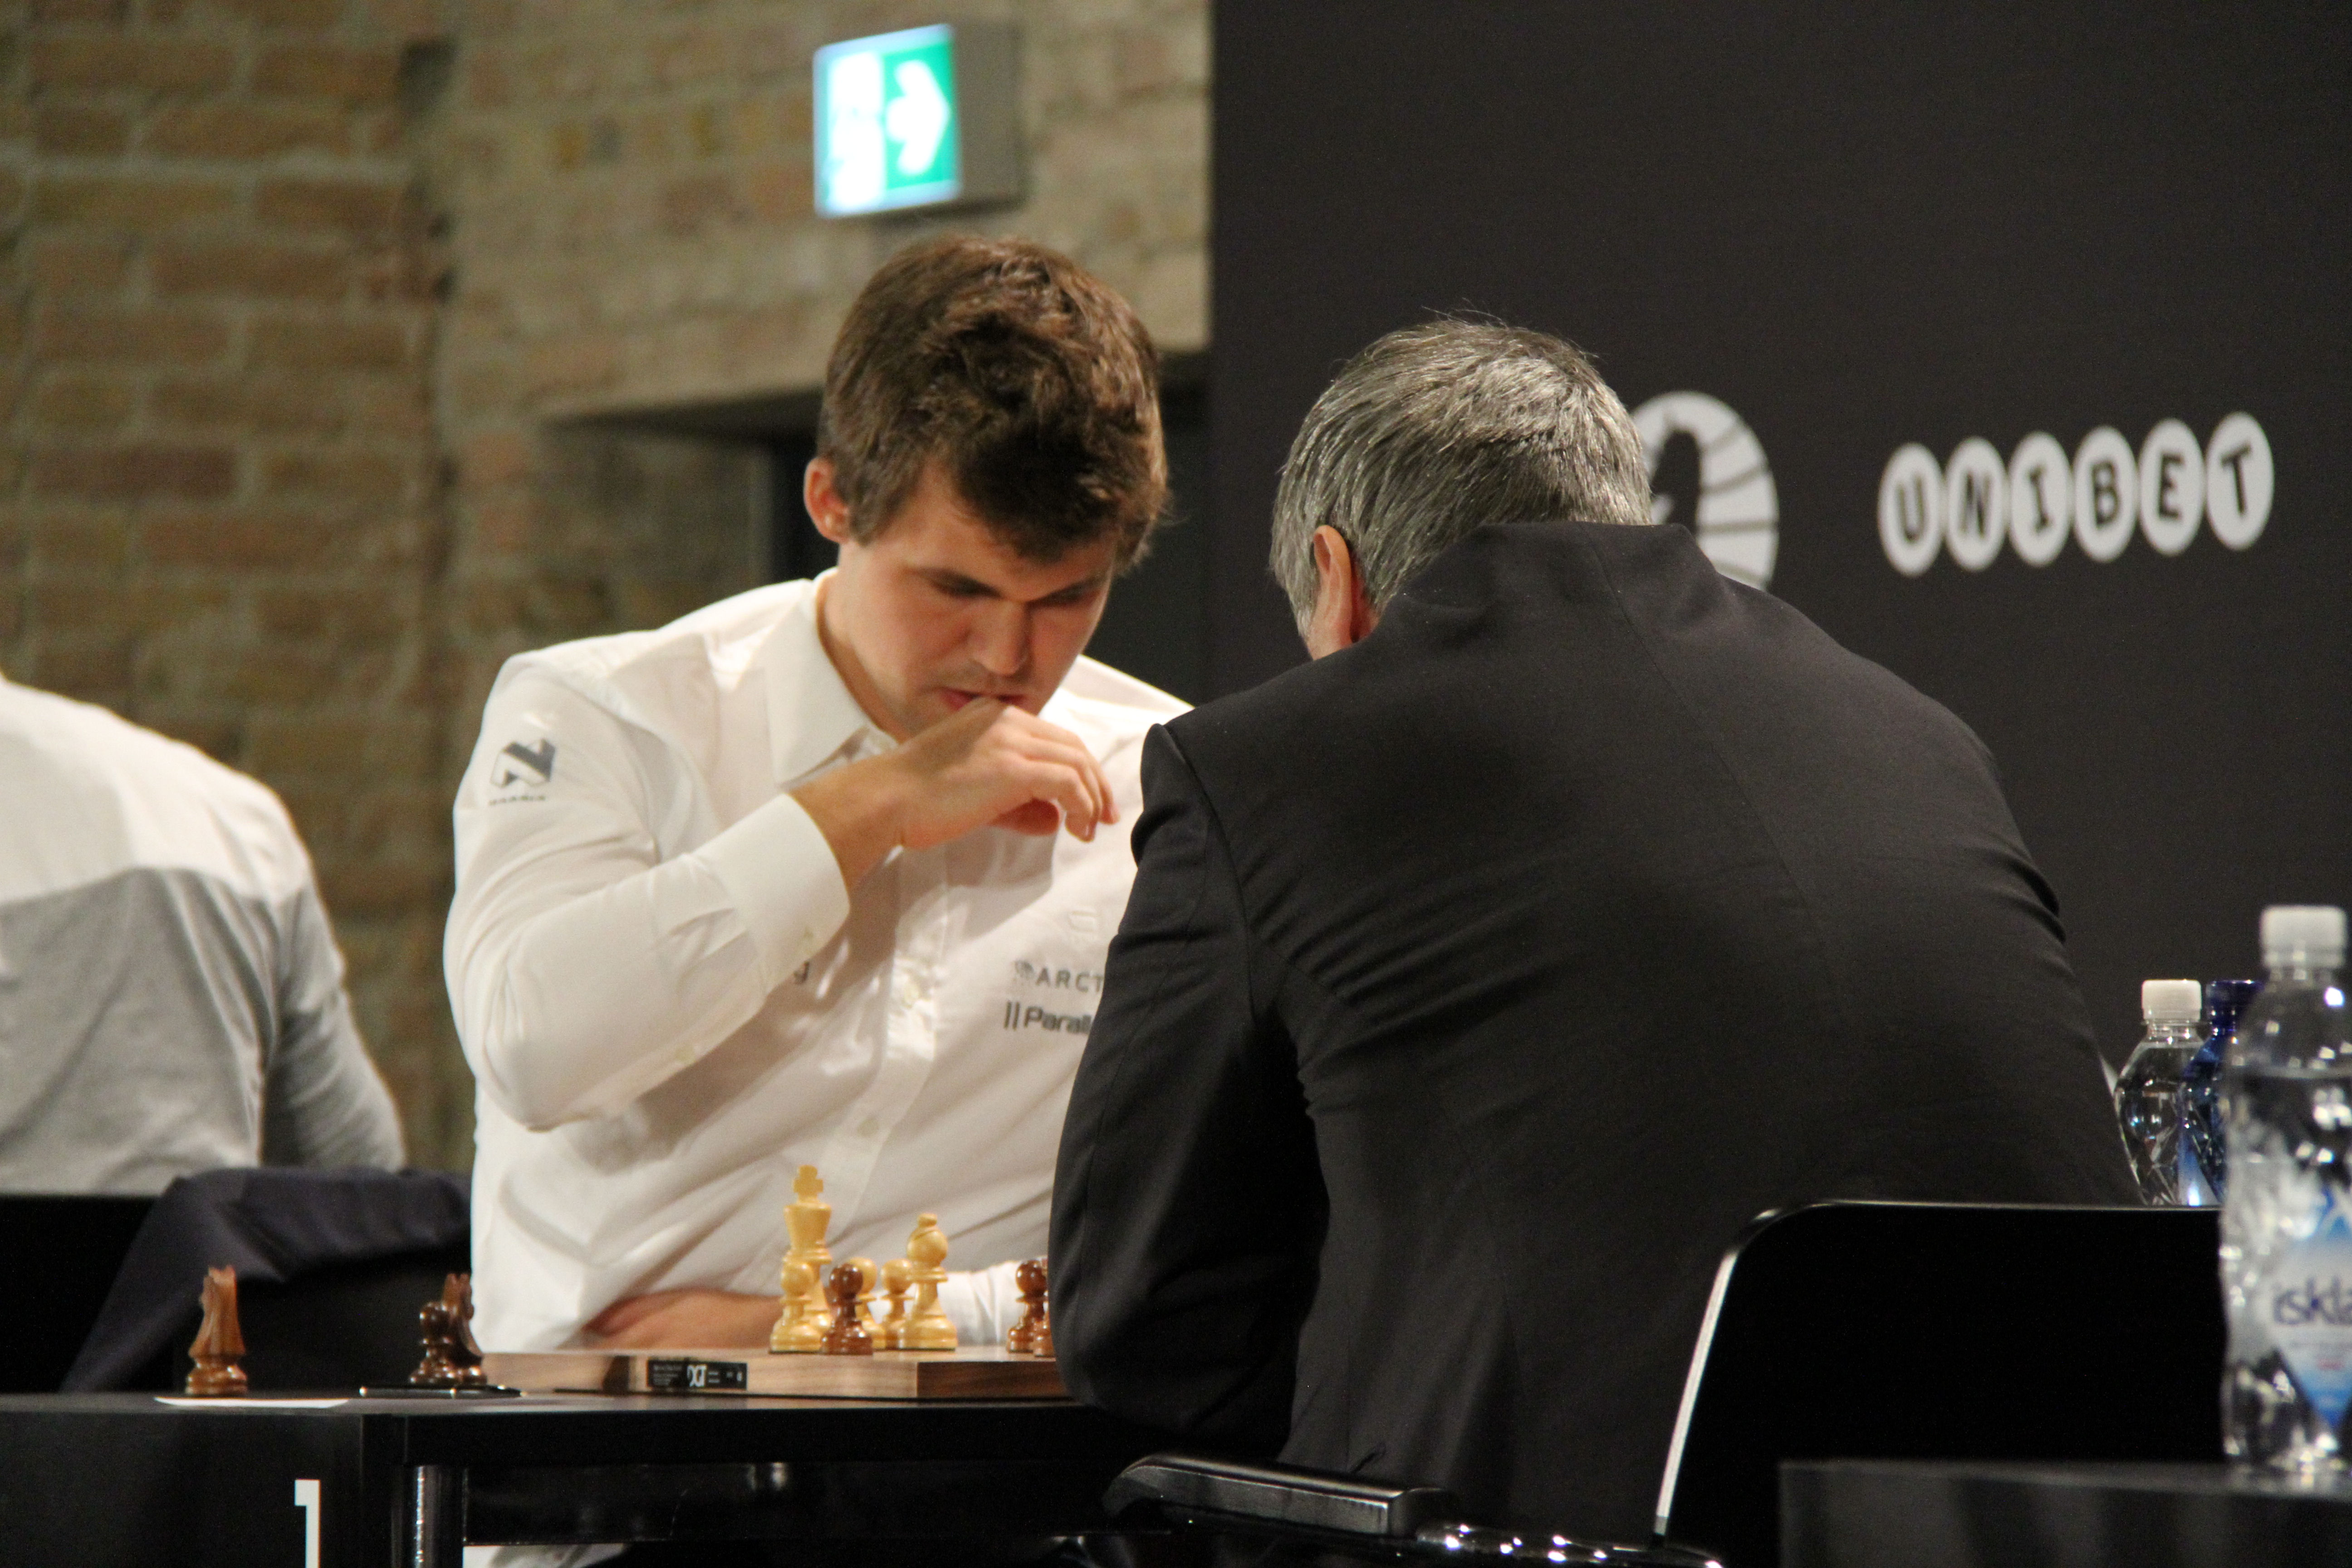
(1878, 414, 2272, 576)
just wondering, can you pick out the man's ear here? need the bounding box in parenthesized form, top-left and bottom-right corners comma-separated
(804, 458, 856, 546)
(1305, 526, 1379, 660)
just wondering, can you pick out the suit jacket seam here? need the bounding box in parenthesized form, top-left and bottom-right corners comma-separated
(1580, 534, 1868, 1055)
(1161, 727, 1287, 1031)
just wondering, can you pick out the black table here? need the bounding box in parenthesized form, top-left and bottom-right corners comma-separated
(0, 1392, 1166, 1567)
(1780, 1459, 2352, 1568)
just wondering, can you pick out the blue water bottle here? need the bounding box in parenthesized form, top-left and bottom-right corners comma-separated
(2181, 978, 2262, 1205)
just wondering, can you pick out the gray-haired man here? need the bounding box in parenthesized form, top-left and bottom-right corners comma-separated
(1049, 321, 2132, 1539)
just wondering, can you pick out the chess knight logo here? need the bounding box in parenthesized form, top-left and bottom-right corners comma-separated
(1632, 392, 1779, 590)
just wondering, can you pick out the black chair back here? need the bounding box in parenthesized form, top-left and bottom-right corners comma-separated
(1654, 1202, 2222, 1568)
(173, 1247, 475, 1391)
(64, 1166, 470, 1392)
(3, 1194, 155, 1391)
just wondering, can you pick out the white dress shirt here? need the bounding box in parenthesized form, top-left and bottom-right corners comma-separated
(447, 577, 1186, 1350)
(0, 676, 403, 1191)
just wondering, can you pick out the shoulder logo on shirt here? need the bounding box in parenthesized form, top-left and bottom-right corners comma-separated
(494, 739, 557, 788)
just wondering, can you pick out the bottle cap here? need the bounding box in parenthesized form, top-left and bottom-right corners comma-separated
(2259, 905, 2347, 967)
(2141, 980, 2201, 1024)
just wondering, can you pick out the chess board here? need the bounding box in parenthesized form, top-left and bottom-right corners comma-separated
(482, 1345, 1067, 1401)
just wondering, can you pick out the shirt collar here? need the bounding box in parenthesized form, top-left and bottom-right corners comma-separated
(764, 573, 888, 787)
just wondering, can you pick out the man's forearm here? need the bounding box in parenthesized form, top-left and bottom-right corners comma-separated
(792, 758, 910, 890)
(455, 795, 849, 1129)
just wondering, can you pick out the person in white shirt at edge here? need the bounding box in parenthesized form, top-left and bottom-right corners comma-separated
(0, 673, 404, 1190)
(447, 236, 1185, 1356)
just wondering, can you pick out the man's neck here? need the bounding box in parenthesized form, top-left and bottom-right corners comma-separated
(812, 577, 911, 741)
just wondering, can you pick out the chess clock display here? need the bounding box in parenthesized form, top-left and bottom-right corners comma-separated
(813, 23, 1023, 217)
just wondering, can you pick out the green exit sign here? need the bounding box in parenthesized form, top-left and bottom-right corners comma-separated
(814, 23, 1020, 218)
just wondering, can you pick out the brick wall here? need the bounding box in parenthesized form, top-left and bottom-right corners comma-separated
(2, 0, 466, 1162)
(4, 0, 1210, 1172)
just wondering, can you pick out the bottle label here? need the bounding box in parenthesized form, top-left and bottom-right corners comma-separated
(2267, 1186, 2352, 1432)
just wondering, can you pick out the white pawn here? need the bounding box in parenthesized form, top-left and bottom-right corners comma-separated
(901, 1213, 956, 1351)
(770, 1256, 825, 1353)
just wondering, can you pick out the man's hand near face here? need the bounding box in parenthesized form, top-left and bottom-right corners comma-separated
(793, 697, 1118, 890)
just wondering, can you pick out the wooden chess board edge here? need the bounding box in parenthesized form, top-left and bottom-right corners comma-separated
(482, 1347, 1068, 1401)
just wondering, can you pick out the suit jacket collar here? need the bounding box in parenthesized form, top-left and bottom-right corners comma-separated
(1394, 519, 1730, 622)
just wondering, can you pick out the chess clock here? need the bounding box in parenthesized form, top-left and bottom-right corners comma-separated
(813, 23, 1024, 217)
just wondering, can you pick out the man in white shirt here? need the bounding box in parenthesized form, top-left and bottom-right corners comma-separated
(447, 236, 1185, 1352)
(0, 675, 405, 1191)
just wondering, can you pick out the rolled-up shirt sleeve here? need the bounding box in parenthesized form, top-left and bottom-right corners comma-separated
(446, 668, 852, 1131)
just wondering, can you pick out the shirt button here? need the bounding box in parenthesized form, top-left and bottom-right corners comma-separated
(895, 975, 923, 1006)
(858, 1117, 882, 1139)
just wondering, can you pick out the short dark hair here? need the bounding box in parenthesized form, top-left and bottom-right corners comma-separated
(818, 236, 1166, 566)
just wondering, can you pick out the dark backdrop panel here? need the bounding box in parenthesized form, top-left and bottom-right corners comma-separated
(1210, 2, 2351, 1060)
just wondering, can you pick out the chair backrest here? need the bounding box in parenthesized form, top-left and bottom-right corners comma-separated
(3, 1194, 155, 1392)
(1654, 1202, 2221, 1568)
(206, 1247, 474, 1391)
(65, 1166, 470, 1391)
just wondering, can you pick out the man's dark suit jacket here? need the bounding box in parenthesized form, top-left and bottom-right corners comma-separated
(1050, 520, 2136, 1541)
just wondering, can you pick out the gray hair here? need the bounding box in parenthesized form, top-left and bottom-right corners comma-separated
(1269, 320, 1654, 632)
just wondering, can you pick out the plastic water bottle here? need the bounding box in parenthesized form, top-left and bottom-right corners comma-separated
(2182, 979, 2262, 1206)
(2115, 980, 2205, 1204)
(2221, 905, 2352, 1478)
